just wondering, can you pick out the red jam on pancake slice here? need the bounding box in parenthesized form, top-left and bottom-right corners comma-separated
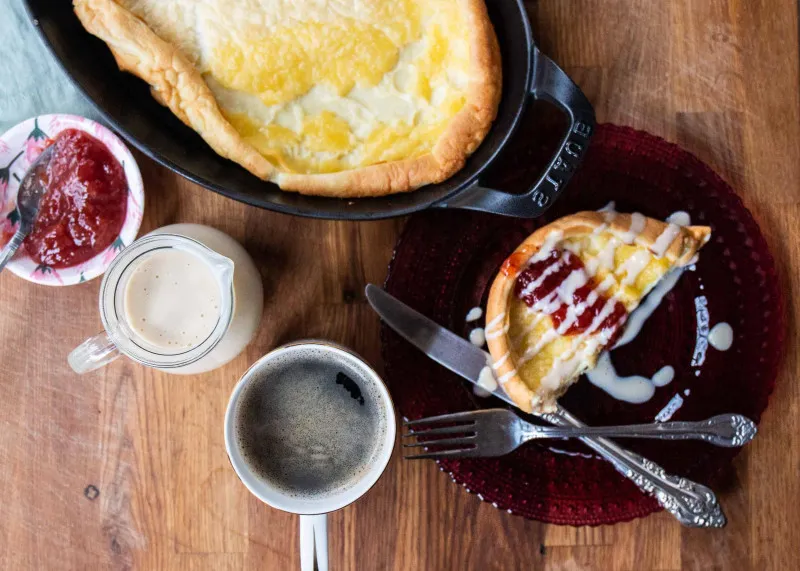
(514, 248, 628, 342)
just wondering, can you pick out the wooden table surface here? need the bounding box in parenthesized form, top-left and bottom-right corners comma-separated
(2, 1, 799, 569)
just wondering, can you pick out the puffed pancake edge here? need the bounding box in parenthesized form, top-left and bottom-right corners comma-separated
(73, 0, 502, 197)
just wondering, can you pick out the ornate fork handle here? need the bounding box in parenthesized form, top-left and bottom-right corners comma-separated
(541, 406, 727, 528)
(529, 414, 756, 447)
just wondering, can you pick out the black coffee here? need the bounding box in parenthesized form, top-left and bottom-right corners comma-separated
(235, 347, 388, 499)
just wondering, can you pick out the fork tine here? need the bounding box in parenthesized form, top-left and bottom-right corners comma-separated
(404, 447, 482, 460)
(403, 411, 480, 426)
(402, 436, 476, 449)
(403, 425, 476, 437)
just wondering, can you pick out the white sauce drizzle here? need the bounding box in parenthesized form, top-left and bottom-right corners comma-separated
(531, 291, 561, 315)
(651, 223, 681, 257)
(517, 328, 559, 365)
(652, 367, 676, 386)
(485, 323, 509, 341)
(596, 238, 619, 273)
(558, 269, 589, 300)
(473, 386, 492, 398)
(539, 286, 627, 389)
(530, 231, 564, 264)
(666, 211, 691, 226)
(466, 307, 483, 322)
(618, 212, 646, 244)
(590, 203, 616, 237)
(586, 353, 675, 404)
(521, 264, 597, 344)
(548, 446, 598, 460)
(485, 312, 505, 333)
(708, 322, 733, 351)
(614, 268, 684, 348)
(618, 249, 652, 286)
(469, 328, 486, 347)
(491, 351, 510, 370)
(467, 317, 494, 397)
(518, 270, 616, 368)
(655, 393, 684, 422)
(691, 296, 710, 366)
(513, 311, 547, 346)
(497, 369, 518, 385)
(477, 366, 498, 392)
(554, 274, 614, 336)
(520, 252, 569, 296)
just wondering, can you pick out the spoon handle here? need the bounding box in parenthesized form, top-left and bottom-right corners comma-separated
(528, 414, 757, 447)
(0, 226, 29, 273)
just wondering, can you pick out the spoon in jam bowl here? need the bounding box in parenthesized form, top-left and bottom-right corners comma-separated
(0, 144, 55, 273)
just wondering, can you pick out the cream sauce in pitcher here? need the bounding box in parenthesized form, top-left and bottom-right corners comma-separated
(69, 224, 263, 375)
(125, 248, 222, 350)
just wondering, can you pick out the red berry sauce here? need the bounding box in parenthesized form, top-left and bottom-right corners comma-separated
(24, 129, 127, 269)
(514, 248, 627, 342)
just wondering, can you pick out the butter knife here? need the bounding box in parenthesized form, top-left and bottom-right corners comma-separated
(366, 284, 726, 528)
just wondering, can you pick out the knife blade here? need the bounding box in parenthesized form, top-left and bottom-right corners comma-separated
(365, 284, 515, 406)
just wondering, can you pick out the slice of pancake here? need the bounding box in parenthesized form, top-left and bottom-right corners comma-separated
(73, 0, 502, 197)
(485, 211, 711, 413)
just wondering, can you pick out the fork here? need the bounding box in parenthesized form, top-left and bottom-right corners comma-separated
(403, 409, 757, 459)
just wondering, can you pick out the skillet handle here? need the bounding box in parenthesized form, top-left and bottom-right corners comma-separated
(442, 47, 595, 218)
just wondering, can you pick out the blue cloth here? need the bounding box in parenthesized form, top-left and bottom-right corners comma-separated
(1, 0, 99, 132)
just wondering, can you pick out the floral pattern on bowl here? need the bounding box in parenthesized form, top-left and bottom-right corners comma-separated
(0, 114, 144, 286)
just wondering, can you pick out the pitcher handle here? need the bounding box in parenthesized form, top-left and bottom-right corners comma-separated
(68, 331, 121, 374)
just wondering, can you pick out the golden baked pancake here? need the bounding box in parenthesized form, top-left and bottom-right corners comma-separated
(74, 0, 502, 197)
(485, 211, 711, 413)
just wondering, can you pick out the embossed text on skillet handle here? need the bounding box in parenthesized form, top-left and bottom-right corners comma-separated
(441, 47, 596, 218)
(543, 406, 727, 528)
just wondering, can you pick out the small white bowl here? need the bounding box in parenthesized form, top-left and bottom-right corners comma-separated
(0, 114, 144, 286)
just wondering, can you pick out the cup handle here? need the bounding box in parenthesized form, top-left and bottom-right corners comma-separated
(68, 331, 121, 374)
(300, 514, 328, 571)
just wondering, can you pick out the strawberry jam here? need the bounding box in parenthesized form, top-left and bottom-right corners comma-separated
(24, 129, 127, 269)
(514, 248, 627, 341)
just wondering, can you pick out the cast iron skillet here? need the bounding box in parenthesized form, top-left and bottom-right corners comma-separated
(25, 0, 595, 220)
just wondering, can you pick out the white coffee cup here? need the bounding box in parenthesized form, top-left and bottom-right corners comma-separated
(224, 341, 396, 571)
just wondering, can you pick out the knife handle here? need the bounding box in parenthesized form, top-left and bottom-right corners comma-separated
(543, 406, 727, 528)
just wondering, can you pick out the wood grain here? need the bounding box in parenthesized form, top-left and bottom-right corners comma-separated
(1, 1, 799, 568)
